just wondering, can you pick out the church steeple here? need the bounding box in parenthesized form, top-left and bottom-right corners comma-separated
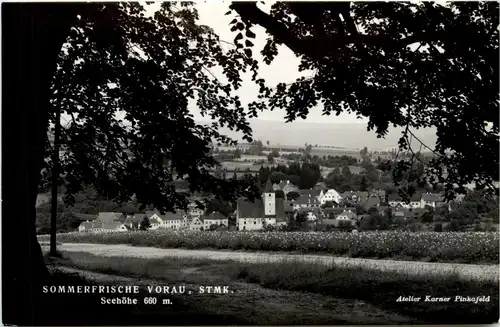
(263, 178, 276, 216)
(264, 178, 273, 193)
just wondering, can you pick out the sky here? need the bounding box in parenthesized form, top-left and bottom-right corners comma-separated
(145, 1, 368, 124)
(58, 2, 437, 150)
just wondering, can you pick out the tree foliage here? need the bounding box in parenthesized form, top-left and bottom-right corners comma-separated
(139, 216, 151, 231)
(228, 1, 499, 200)
(42, 2, 265, 213)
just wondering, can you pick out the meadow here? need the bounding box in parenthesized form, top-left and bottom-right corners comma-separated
(47, 251, 500, 324)
(38, 230, 499, 264)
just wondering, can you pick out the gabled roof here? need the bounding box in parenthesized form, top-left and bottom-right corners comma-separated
(388, 192, 423, 202)
(388, 193, 402, 201)
(202, 212, 227, 220)
(237, 197, 286, 219)
(264, 179, 274, 193)
(161, 211, 186, 221)
(278, 181, 288, 190)
(73, 213, 98, 221)
(363, 195, 381, 208)
(80, 221, 99, 229)
(313, 182, 328, 191)
(282, 183, 299, 192)
(337, 210, 357, 219)
(300, 189, 321, 197)
(97, 212, 123, 223)
(124, 215, 142, 224)
(295, 194, 320, 206)
(422, 193, 444, 202)
(341, 191, 357, 199)
(145, 210, 159, 218)
(101, 221, 124, 230)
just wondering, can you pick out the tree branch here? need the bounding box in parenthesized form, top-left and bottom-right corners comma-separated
(230, 1, 449, 59)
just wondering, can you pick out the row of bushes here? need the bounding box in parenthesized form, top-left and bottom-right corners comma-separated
(38, 230, 499, 264)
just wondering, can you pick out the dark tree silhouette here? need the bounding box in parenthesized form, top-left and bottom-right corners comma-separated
(5, 3, 264, 325)
(139, 216, 151, 231)
(4, 2, 499, 325)
(228, 1, 499, 200)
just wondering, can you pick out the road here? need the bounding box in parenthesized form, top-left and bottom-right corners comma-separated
(48, 243, 499, 282)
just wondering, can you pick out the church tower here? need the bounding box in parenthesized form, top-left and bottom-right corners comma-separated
(263, 178, 276, 216)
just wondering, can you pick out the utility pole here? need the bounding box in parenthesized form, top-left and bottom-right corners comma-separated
(50, 108, 61, 256)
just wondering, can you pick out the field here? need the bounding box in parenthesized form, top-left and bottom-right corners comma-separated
(38, 230, 499, 264)
(43, 251, 499, 324)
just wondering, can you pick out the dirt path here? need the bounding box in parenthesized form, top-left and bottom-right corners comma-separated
(49, 243, 499, 282)
(48, 265, 415, 324)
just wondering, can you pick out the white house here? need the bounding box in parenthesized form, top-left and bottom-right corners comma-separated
(146, 211, 188, 230)
(202, 212, 229, 230)
(295, 208, 319, 221)
(420, 193, 444, 208)
(188, 207, 204, 218)
(319, 189, 342, 205)
(189, 216, 204, 231)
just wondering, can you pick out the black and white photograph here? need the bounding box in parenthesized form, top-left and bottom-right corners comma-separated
(2, 0, 499, 325)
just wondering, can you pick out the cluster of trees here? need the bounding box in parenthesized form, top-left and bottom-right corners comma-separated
(267, 150, 280, 163)
(6, 2, 498, 325)
(324, 164, 381, 192)
(36, 202, 81, 234)
(213, 148, 242, 161)
(258, 162, 322, 189)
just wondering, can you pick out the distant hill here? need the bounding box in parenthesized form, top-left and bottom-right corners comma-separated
(199, 119, 437, 151)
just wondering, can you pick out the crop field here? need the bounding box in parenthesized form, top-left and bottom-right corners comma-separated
(38, 230, 499, 264)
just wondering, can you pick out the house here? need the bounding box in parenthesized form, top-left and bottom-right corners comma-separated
(123, 214, 143, 230)
(188, 207, 204, 218)
(161, 211, 187, 230)
(356, 191, 369, 204)
(101, 221, 128, 232)
(202, 212, 229, 230)
(361, 194, 381, 209)
(348, 165, 366, 175)
(236, 186, 287, 231)
(147, 210, 188, 230)
(97, 212, 125, 223)
(73, 213, 98, 223)
(387, 193, 422, 208)
(300, 188, 321, 198)
(372, 189, 387, 203)
(319, 189, 342, 205)
(322, 207, 346, 219)
(294, 193, 321, 210)
(295, 207, 320, 221)
(282, 182, 300, 195)
(78, 221, 99, 232)
(78, 215, 128, 233)
(340, 191, 358, 204)
(420, 193, 444, 209)
(313, 182, 328, 192)
(336, 209, 357, 220)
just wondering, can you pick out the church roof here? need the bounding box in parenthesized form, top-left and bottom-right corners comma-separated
(236, 197, 286, 219)
(264, 179, 274, 193)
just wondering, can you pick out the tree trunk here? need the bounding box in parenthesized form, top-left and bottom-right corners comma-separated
(2, 4, 80, 325)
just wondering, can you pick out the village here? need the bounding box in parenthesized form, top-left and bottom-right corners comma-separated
(75, 178, 457, 233)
